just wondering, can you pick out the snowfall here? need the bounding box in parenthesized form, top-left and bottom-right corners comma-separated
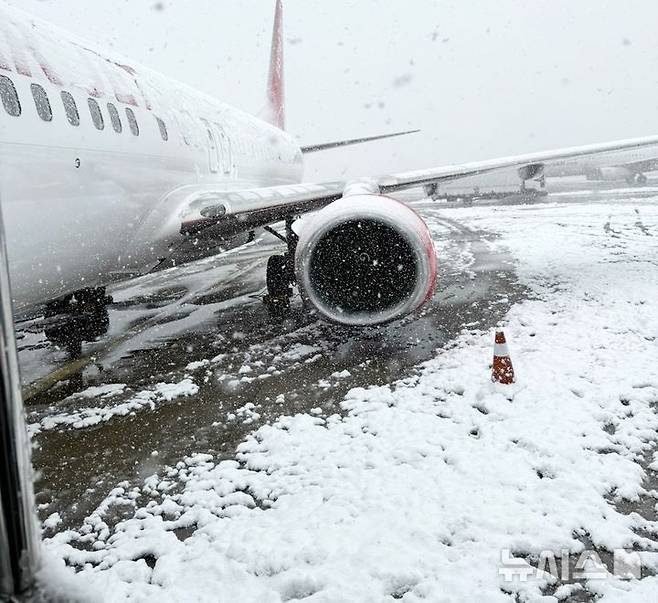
(38, 197, 658, 602)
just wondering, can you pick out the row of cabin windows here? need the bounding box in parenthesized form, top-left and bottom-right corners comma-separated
(0, 74, 168, 141)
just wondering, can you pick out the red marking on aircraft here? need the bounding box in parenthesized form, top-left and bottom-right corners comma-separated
(266, 0, 284, 130)
(115, 92, 138, 107)
(17, 20, 64, 85)
(5, 22, 32, 76)
(37, 63, 63, 86)
(79, 45, 141, 107)
(7, 39, 31, 76)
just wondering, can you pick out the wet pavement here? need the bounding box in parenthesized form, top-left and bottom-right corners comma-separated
(20, 179, 658, 535)
(17, 190, 529, 531)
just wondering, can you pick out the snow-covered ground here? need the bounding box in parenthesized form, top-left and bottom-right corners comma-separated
(28, 379, 198, 436)
(39, 197, 658, 602)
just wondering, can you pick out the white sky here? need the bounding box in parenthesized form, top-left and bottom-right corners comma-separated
(7, 0, 658, 181)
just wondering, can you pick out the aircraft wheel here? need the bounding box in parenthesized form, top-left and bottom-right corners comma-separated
(636, 173, 648, 185)
(75, 287, 112, 312)
(264, 255, 292, 317)
(43, 286, 112, 318)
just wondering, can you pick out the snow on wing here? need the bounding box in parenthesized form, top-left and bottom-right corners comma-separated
(179, 133, 658, 235)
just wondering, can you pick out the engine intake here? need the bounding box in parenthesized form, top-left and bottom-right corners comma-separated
(295, 194, 436, 326)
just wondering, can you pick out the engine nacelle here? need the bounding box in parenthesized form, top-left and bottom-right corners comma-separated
(295, 194, 437, 326)
(518, 163, 544, 181)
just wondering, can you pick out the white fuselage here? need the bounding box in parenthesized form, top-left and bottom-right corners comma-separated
(0, 4, 303, 314)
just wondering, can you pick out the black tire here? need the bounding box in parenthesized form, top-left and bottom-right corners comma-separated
(44, 294, 74, 318)
(265, 255, 293, 318)
(266, 255, 290, 296)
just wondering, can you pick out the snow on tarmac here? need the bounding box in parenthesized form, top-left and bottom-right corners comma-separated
(29, 379, 199, 436)
(41, 199, 658, 602)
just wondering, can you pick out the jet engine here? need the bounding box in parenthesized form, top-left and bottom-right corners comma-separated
(518, 163, 544, 181)
(295, 194, 436, 326)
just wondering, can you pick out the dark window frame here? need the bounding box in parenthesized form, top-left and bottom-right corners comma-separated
(125, 107, 139, 136)
(206, 128, 219, 173)
(30, 83, 52, 122)
(107, 103, 122, 133)
(60, 91, 79, 126)
(155, 116, 168, 141)
(87, 98, 104, 130)
(0, 75, 21, 117)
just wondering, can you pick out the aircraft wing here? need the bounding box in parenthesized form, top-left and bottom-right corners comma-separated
(300, 129, 420, 153)
(179, 134, 658, 236)
(377, 134, 658, 192)
(178, 181, 345, 236)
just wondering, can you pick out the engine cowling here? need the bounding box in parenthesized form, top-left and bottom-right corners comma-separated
(295, 194, 437, 326)
(518, 163, 545, 181)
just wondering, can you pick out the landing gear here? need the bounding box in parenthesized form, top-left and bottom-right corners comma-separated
(44, 286, 112, 318)
(263, 218, 298, 318)
(42, 287, 112, 358)
(519, 179, 547, 196)
(264, 255, 293, 317)
(424, 182, 441, 201)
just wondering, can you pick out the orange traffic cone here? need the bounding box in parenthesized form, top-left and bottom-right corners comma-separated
(492, 330, 515, 384)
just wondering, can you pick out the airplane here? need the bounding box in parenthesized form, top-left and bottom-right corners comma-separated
(2, 0, 658, 329)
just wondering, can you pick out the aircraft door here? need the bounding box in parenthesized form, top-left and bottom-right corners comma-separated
(213, 123, 233, 176)
(205, 126, 220, 174)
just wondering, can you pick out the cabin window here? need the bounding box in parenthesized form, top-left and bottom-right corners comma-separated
(31, 83, 52, 122)
(155, 116, 168, 141)
(87, 98, 104, 130)
(125, 107, 139, 136)
(107, 103, 122, 133)
(60, 91, 79, 126)
(0, 75, 20, 117)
